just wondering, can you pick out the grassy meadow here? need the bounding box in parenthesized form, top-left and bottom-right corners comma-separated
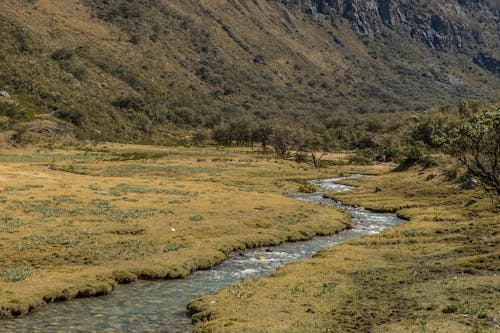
(0, 144, 354, 317)
(188, 164, 499, 332)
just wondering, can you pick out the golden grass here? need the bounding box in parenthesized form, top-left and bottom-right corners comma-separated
(0, 144, 350, 317)
(190, 166, 499, 333)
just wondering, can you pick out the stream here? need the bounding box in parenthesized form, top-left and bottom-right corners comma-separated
(4, 175, 404, 333)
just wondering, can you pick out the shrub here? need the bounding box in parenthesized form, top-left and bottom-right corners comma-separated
(0, 268, 32, 282)
(349, 149, 374, 165)
(394, 141, 426, 171)
(444, 105, 499, 196)
(420, 155, 437, 169)
(112, 95, 145, 111)
(51, 48, 75, 61)
(294, 152, 308, 163)
(298, 184, 317, 193)
(0, 102, 17, 118)
(13, 29, 33, 53)
(54, 109, 85, 126)
(445, 165, 460, 181)
(442, 304, 458, 313)
(192, 128, 210, 145)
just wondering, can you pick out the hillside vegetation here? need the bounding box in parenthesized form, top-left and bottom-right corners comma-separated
(0, 0, 498, 142)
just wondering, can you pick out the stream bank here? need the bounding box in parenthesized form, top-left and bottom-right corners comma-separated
(5, 176, 404, 332)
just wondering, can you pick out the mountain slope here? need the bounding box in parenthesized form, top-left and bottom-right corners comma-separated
(0, 0, 498, 142)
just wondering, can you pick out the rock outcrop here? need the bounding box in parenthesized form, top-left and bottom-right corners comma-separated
(278, 0, 500, 82)
(284, 0, 499, 58)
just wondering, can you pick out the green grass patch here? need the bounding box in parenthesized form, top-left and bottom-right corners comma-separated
(0, 268, 32, 282)
(4, 184, 43, 192)
(103, 164, 222, 176)
(109, 183, 189, 196)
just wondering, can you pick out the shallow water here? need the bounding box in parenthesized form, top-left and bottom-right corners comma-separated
(3, 175, 404, 333)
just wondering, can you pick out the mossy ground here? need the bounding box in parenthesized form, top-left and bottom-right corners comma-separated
(189, 165, 499, 333)
(0, 144, 352, 317)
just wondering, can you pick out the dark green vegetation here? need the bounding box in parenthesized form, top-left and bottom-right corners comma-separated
(0, 0, 498, 143)
(444, 105, 500, 197)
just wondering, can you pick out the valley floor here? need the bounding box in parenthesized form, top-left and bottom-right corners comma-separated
(0, 144, 497, 333)
(189, 163, 499, 332)
(0, 144, 352, 317)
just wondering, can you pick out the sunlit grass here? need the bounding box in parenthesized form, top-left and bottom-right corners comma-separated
(0, 144, 349, 317)
(190, 166, 499, 333)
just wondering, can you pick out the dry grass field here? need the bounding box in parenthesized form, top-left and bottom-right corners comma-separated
(0, 144, 354, 317)
(1, 144, 498, 333)
(189, 165, 499, 333)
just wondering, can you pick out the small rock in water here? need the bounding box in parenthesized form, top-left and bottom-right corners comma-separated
(257, 256, 265, 260)
(265, 248, 273, 253)
(375, 187, 383, 193)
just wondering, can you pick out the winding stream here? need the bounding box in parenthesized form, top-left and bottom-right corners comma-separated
(4, 175, 404, 333)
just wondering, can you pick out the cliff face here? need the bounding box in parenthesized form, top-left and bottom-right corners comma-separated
(290, 0, 499, 52)
(0, 0, 498, 141)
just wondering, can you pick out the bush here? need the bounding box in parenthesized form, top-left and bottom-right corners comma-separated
(394, 141, 425, 171)
(192, 128, 210, 146)
(13, 29, 33, 53)
(0, 268, 32, 282)
(54, 109, 85, 126)
(298, 184, 317, 193)
(0, 101, 17, 118)
(212, 124, 232, 146)
(349, 149, 373, 165)
(294, 152, 308, 163)
(420, 155, 437, 169)
(112, 95, 145, 111)
(445, 165, 460, 181)
(51, 48, 75, 61)
(444, 105, 499, 195)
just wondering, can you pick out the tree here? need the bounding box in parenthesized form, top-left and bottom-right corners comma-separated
(269, 124, 297, 158)
(252, 121, 272, 151)
(227, 117, 254, 146)
(297, 129, 326, 167)
(445, 105, 499, 196)
(212, 123, 232, 146)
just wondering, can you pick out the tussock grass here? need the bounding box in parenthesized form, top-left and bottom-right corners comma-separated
(190, 165, 499, 333)
(0, 144, 349, 317)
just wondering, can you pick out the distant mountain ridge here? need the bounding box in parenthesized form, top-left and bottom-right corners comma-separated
(0, 0, 498, 141)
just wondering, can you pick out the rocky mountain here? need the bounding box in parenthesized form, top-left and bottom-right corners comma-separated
(294, 0, 500, 73)
(293, 0, 499, 53)
(0, 0, 498, 142)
